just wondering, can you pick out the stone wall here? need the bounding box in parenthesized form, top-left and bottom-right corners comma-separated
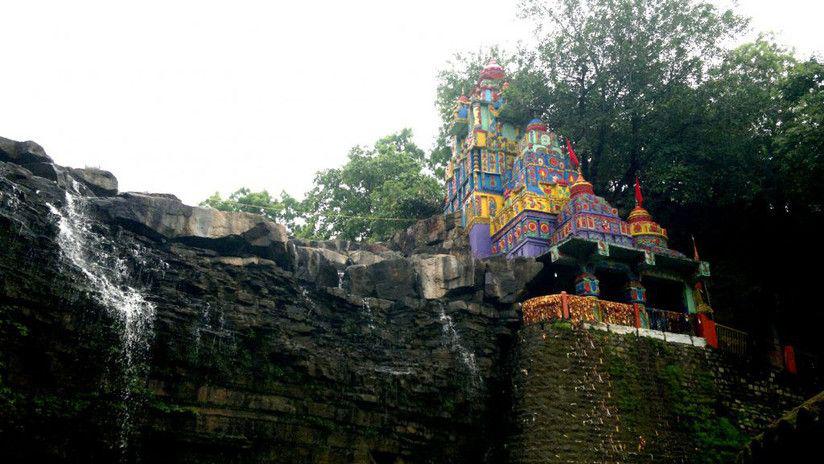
(507, 323, 815, 464)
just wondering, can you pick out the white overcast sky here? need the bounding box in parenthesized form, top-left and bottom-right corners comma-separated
(1, 0, 821, 205)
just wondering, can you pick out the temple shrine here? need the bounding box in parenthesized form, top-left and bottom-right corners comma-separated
(444, 60, 714, 335)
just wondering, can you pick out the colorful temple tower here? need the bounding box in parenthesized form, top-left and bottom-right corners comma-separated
(444, 59, 517, 257)
(444, 61, 712, 320)
(443, 60, 578, 258)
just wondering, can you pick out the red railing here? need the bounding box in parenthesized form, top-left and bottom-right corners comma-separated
(522, 293, 635, 326)
(522, 292, 696, 335)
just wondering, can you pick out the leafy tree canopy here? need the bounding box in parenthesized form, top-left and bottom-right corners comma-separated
(200, 188, 304, 232)
(201, 129, 441, 242)
(301, 129, 441, 241)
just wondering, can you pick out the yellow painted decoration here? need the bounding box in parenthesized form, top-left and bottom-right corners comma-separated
(629, 221, 668, 239)
(490, 190, 570, 235)
(475, 131, 487, 148)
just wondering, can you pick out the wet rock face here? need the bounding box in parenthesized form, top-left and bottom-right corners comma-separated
(413, 254, 476, 299)
(483, 256, 543, 304)
(0, 140, 524, 464)
(69, 167, 118, 196)
(1, 135, 820, 464)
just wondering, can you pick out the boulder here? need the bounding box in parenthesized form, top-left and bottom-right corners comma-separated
(483, 256, 543, 303)
(363, 242, 392, 254)
(371, 259, 417, 300)
(305, 239, 359, 254)
(390, 212, 466, 256)
(69, 167, 118, 196)
(413, 254, 475, 299)
(20, 162, 98, 196)
(348, 249, 384, 266)
(314, 248, 350, 270)
(0, 137, 53, 164)
(91, 193, 291, 267)
(344, 264, 373, 297)
(344, 258, 417, 300)
(293, 246, 340, 288)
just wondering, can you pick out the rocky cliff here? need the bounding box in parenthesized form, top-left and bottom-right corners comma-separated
(0, 137, 545, 463)
(0, 137, 820, 464)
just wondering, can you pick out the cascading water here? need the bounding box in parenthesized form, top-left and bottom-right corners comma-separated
(437, 305, 480, 385)
(362, 297, 377, 330)
(47, 189, 157, 452)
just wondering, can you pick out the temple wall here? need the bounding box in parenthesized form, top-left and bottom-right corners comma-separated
(507, 324, 816, 464)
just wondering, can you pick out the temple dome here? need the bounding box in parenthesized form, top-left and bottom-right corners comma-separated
(627, 205, 669, 251)
(552, 169, 634, 248)
(569, 170, 594, 196)
(480, 59, 505, 80)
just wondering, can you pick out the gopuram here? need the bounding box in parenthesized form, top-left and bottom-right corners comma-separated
(443, 60, 715, 336)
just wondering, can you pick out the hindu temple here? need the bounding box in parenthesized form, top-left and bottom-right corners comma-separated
(444, 60, 714, 333)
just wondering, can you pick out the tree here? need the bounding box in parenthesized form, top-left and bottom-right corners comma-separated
(200, 188, 306, 234)
(202, 129, 441, 242)
(301, 129, 441, 241)
(520, 0, 746, 204)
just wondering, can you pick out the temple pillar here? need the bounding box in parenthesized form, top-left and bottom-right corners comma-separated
(625, 280, 646, 305)
(626, 280, 649, 329)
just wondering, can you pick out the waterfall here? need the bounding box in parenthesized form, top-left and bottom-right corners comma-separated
(361, 297, 376, 330)
(47, 190, 157, 452)
(436, 305, 480, 384)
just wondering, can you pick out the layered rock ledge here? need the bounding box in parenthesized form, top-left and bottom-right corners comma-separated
(0, 137, 535, 463)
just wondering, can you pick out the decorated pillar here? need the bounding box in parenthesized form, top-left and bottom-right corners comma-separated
(625, 280, 646, 305)
(626, 280, 650, 329)
(574, 272, 600, 297)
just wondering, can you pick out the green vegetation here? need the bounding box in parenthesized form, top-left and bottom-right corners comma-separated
(551, 320, 573, 331)
(202, 130, 440, 241)
(201, 188, 304, 233)
(661, 365, 747, 463)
